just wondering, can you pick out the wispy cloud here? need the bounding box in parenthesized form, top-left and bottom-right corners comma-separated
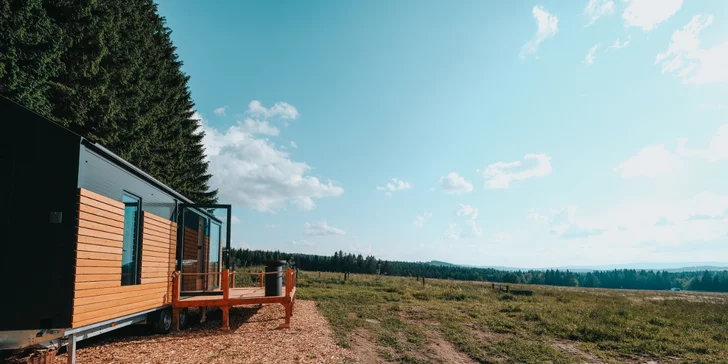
(292, 239, 315, 246)
(439, 173, 473, 194)
(520, 6, 559, 60)
(655, 14, 728, 85)
(614, 144, 682, 178)
(457, 204, 483, 237)
(481, 154, 552, 189)
(247, 100, 299, 120)
(304, 220, 346, 236)
(376, 178, 412, 196)
(583, 0, 615, 27)
(623, 0, 683, 31)
(606, 36, 631, 51)
(213, 106, 228, 116)
(678, 124, 728, 162)
(584, 43, 600, 66)
(413, 212, 433, 228)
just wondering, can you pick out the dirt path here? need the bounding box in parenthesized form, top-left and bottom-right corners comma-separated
(55, 301, 351, 364)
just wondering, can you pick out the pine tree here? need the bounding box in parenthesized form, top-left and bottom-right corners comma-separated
(0, 0, 217, 203)
(0, 0, 63, 115)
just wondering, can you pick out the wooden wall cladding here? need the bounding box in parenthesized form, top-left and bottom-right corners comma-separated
(182, 227, 199, 291)
(72, 188, 177, 328)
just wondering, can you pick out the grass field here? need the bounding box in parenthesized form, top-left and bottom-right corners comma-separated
(296, 271, 728, 363)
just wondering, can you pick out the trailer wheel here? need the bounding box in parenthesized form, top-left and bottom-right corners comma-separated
(149, 309, 172, 334)
(178, 308, 188, 330)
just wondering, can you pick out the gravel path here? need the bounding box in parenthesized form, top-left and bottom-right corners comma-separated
(55, 300, 351, 363)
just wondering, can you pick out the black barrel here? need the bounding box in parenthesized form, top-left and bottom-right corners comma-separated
(263, 260, 287, 296)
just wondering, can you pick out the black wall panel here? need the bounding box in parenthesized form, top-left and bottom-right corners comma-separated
(0, 97, 79, 330)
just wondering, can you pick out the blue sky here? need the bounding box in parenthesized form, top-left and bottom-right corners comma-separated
(156, 0, 728, 268)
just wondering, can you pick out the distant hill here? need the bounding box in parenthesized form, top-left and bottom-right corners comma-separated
(427, 260, 457, 267)
(427, 261, 728, 273)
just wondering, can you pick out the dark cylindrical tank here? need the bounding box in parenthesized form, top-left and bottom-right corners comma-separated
(263, 260, 287, 296)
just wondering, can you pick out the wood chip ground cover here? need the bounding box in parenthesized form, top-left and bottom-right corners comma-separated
(54, 301, 350, 364)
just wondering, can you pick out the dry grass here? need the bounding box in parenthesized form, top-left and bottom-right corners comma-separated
(298, 272, 728, 363)
(54, 301, 351, 364)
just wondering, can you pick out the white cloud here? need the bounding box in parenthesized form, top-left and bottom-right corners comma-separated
(584, 0, 615, 27)
(456, 204, 483, 238)
(292, 239, 315, 246)
(247, 100, 299, 120)
(529, 192, 728, 247)
(413, 212, 432, 228)
(482, 153, 552, 189)
(439, 173, 473, 194)
(616, 124, 728, 179)
(607, 36, 631, 51)
(520, 6, 559, 60)
(290, 141, 298, 149)
(584, 44, 600, 66)
(291, 196, 316, 211)
(614, 144, 682, 178)
(678, 124, 728, 162)
(231, 216, 240, 224)
(265, 224, 276, 229)
(623, 0, 683, 31)
(445, 223, 461, 240)
(200, 111, 343, 212)
(655, 14, 728, 85)
(376, 178, 412, 196)
(240, 118, 280, 136)
(304, 220, 346, 236)
(213, 106, 228, 116)
(456, 204, 475, 217)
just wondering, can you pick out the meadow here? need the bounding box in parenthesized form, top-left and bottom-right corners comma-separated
(295, 271, 728, 363)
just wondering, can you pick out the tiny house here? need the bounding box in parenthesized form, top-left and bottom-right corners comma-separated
(0, 97, 231, 359)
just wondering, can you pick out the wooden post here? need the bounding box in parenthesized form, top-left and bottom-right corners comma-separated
(172, 308, 180, 332)
(222, 269, 229, 300)
(221, 306, 230, 330)
(285, 268, 292, 297)
(422, 277, 425, 286)
(172, 271, 181, 303)
(259, 271, 264, 288)
(231, 271, 236, 288)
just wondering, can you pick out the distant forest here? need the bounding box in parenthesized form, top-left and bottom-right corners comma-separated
(231, 248, 728, 293)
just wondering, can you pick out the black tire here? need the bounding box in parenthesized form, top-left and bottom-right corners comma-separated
(178, 308, 188, 330)
(149, 309, 172, 334)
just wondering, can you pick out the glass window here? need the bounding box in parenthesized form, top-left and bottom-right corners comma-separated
(121, 193, 141, 286)
(208, 221, 221, 289)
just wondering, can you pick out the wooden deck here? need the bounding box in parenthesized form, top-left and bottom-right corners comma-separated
(171, 268, 297, 330)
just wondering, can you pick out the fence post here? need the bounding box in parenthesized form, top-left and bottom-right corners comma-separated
(231, 271, 236, 288)
(259, 271, 264, 288)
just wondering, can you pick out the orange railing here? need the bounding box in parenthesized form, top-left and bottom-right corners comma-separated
(171, 267, 297, 303)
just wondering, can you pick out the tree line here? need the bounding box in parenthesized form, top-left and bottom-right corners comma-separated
(230, 248, 728, 292)
(1, 0, 215, 203)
